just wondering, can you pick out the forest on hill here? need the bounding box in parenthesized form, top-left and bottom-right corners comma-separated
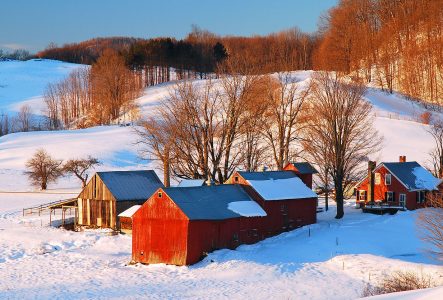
(33, 0, 442, 105)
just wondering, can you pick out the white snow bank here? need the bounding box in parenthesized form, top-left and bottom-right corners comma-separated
(247, 177, 317, 200)
(412, 167, 440, 190)
(228, 201, 267, 217)
(364, 286, 443, 300)
(118, 205, 141, 218)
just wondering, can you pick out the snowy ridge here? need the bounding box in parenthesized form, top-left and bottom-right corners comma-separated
(227, 201, 267, 217)
(247, 177, 317, 200)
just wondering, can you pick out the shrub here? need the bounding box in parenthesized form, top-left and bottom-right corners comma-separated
(362, 270, 434, 297)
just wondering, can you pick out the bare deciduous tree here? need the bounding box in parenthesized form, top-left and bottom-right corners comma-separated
(301, 72, 382, 219)
(261, 72, 309, 169)
(427, 120, 443, 178)
(63, 156, 100, 188)
(25, 149, 63, 190)
(17, 104, 33, 132)
(418, 193, 443, 260)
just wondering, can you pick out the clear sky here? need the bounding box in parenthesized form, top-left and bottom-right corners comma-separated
(0, 0, 338, 53)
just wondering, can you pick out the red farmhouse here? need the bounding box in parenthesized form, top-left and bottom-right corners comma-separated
(228, 170, 318, 234)
(132, 184, 267, 265)
(283, 162, 318, 189)
(355, 156, 440, 210)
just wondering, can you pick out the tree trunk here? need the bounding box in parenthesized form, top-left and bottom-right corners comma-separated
(325, 191, 329, 211)
(335, 178, 344, 219)
(41, 180, 47, 190)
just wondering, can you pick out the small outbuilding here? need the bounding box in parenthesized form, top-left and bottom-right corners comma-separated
(227, 170, 318, 235)
(118, 205, 141, 235)
(283, 162, 318, 189)
(132, 184, 267, 265)
(77, 170, 163, 230)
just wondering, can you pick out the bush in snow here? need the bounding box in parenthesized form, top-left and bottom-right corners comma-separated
(25, 149, 63, 190)
(362, 270, 434, 297)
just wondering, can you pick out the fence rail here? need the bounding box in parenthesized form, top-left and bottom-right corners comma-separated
(22, 198, 77, 217)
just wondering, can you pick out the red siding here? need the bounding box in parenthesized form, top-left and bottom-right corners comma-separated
(356, 166, 420, 210)
(283, 165, 314, 189)
(132, 189, 189, 265)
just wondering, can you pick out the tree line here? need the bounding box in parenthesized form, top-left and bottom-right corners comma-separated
(315, 0, 443, 106)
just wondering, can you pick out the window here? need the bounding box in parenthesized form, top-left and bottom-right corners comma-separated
(234, 176, 239, 183)
(386, 191, 394, 202)
(359, 190, 366, 201)
(417, 191, 425, 203)
(375, 173, 381, 185)
(158, 192, 162, 198)
(399, 194, 406, 208)
(385, 174, 392, 185)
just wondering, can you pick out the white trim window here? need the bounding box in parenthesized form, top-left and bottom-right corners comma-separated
(399, 194, 406, 208)
(385, 174, 392, 185)
(386, 191, 394, 202)
(417, 191, 426, 203)
(359, 190, 367, 201)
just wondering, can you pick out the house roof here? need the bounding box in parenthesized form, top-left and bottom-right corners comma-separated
(287, 162, 318, 174)
(177, 179, 205, 187)
(118, 205, 141, 218)
(381, 162, 440, 191)
(238, 171, 317, 200)
(163, 184, 266, 220)
(97, 170, 164, 202)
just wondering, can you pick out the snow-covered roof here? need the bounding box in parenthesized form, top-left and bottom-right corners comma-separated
(164, 185, 265, 220)
(97, 170, 164, 201)
(118, 205, 141, 218)
(247, 177, 317, 200)
(381, 162, 440, 191)
(177, 179, 205, 187)
(227, 201, 267, 217)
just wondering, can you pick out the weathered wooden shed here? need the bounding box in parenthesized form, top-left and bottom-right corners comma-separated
(227, 170, 318, 235)
(77, 170, 163, 230)
(132, 184, 267, 266)
(283, 162, 318, 189)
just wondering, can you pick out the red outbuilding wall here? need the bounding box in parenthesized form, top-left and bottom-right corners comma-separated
(283, 165, 314, 189)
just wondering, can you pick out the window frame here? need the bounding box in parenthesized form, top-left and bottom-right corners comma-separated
(385, 174, 392, 185)
(359, 190, 367, 201)
(386, 191, 394, 202)
(399, 193, 406, 207)
(375, 173, 381, 185)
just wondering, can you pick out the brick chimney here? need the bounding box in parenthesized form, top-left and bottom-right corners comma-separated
(399, 155, 406, 163)
(368, 161, 376, 203)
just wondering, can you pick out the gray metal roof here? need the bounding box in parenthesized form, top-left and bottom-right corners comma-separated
(289, 162, 318, 174)
(97, 170, 164, 201)
(237, 171, 297, 181)
(382, 162, 439, 191)
(164, 185, 259, 220)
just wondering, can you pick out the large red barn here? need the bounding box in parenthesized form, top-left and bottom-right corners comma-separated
(227, 170, 318, 235)
(132, 184, 267, 265)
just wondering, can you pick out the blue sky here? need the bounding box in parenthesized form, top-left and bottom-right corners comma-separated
(0, 0, 337, 53)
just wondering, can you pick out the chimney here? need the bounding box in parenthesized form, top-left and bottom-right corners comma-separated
(399, 155, 406, 163)
(368, 161, 376, 203)
(205, 174, 214, 186)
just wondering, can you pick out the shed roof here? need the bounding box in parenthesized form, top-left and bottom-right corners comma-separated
(288, 162, 318, 174)
(164, 185, 266, 220)
(238, 171, 317, 200)
(97, 170, 163, 201)
(118, 205, 141, 218)
(177, 179, 205, 187)
(381, 162, 440, 191)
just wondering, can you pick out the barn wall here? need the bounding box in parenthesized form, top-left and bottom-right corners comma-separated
(132, 190, 189, 265)
(186, 217, 265, 265)
(356, 166, 418, 210)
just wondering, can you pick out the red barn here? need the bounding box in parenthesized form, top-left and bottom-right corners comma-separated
(355, 156, 440, 210)
(284, 162, 318, 189)
(132, 184, 267, 266)
(227, 171, 318, 235)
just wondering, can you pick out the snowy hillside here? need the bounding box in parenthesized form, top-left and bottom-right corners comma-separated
(0, 59, 83, 114)
(0, 60, 442, 299)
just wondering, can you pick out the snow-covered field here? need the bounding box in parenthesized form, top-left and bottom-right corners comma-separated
(0, 60, 442, 299)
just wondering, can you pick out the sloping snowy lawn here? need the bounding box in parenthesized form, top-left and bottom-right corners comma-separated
(0, 197, 441, 300)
